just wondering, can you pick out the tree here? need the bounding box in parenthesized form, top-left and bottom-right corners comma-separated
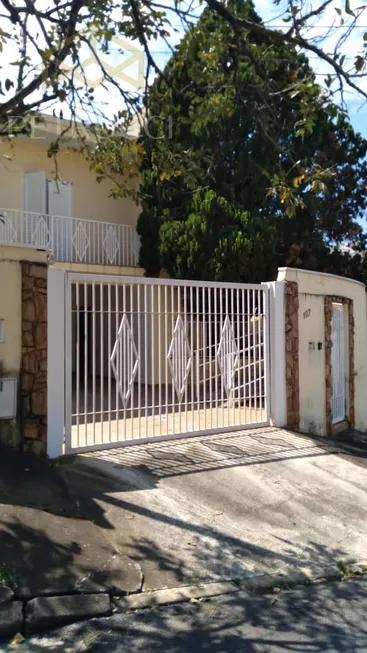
(0, 0, 366, 228)
(0, 0, 366, 144)
(137, 0, 367, 282)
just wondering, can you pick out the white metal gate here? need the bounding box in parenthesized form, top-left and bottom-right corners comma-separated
(50, 272, 271, 455)
(331, 303, 345, 424)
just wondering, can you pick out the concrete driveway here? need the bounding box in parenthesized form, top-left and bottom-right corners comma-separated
(63, 427, 367, 591)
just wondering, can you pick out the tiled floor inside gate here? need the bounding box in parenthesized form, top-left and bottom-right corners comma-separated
(70, 376, 266, 450)
(70, 405, 266, 450)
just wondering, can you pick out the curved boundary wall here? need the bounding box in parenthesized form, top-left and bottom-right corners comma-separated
(277, 267, 367, 436)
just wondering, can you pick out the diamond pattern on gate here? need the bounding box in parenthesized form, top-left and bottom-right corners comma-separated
(72, 221, 90, 261)
(167, 315, 192, 401)
(216, 316, 239, 396)
(110, 313, 140, 408)
(0, 212, 16, 244)
(103, 226, 119, 264)
(32, 215, 51, 249)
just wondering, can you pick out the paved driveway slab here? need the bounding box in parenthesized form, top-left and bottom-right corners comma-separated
(0, 445, 142, 596)
(63, 427, 367, 591)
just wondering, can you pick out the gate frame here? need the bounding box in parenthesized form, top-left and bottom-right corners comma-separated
(47, 269, 286, 458)
(47, 267, 66, 458)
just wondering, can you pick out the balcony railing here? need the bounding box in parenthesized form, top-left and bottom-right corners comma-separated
(0, 208, 140, 267)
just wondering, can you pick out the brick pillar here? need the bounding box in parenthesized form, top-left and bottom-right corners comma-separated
(285, 281, 300, 431)
(20, 262, 48, 455)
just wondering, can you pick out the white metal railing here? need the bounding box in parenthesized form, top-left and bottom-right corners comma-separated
(0, 207, 139, 267)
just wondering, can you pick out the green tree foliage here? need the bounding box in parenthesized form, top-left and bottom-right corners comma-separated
(138, 0, 367, 282)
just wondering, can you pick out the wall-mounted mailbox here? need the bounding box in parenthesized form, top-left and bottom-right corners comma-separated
(0, 378, 17, 419)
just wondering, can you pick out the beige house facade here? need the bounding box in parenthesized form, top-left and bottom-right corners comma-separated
(0, 115, 141, 269)
(0, 138, 139, 228)
(0, 116, 143, 448)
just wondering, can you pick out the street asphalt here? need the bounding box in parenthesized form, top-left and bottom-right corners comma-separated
(9, 575, 367, 652)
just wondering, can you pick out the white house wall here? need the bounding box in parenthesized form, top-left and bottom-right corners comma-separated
(0, 138, 140, 228)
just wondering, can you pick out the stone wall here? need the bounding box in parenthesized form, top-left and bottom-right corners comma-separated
(20, 262, 48, 455)
(324, 296, 354, 435)
(285, 281, 300, 431)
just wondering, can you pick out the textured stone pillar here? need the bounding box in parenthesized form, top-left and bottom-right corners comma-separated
(20, 262, 48, 455)
(285, 281, 300, 431)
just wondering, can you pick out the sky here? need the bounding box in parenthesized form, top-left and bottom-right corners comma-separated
(0, 0, 366, 138)
(267, 2, 367, 141)
(145, 0, 367, 140)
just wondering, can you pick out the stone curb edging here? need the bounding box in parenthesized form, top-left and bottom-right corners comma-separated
(0, 593, 112, 638)
(114, 560, 367, 613)
(114, 581, 239, 611)
(1, 560, 367, 639)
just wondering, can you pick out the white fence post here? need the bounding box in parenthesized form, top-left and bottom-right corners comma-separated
(263, 281, 286, 427)
(47, 267, 65, 457)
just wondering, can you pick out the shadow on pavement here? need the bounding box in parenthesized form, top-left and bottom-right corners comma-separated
(21, 577, 367, 652)
(0, 444, 141, 597)
(1, 426, 366, 602)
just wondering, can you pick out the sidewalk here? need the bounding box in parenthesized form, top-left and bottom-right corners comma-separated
(0, 445, 141, 598)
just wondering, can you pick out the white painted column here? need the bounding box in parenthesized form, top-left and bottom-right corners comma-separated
(262, 281, 286, 427)
(47, 267, 65, 458)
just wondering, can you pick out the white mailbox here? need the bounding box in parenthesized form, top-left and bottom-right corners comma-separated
(0, 378, 17, 419)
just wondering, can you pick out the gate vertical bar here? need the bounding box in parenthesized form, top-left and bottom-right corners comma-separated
(100, 282, 104, 443)
(116, 284, 121, 442)
(236, 288, 240, 426)
(183, 286, 188, 433)
(92, 283, 96, 444)
(47, 267, 66, 458)
(76, 282, 80, 447)
(144, 285, 148, 437)
(219, 289, 224, 426)
(107, 284, 112, 441)
(196, 286, 200, 431)
(246, 289, 251, 424)
(137, 285, 142, 439)
(158, 285, 162, 436)
(178, 285, 182, 434)
(84, 282, 88, 443)
(164, 285, 168, 435)
(151, 284, 155, 437)
(202, 286, 206, 431)
(208, 289, 213, 427)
